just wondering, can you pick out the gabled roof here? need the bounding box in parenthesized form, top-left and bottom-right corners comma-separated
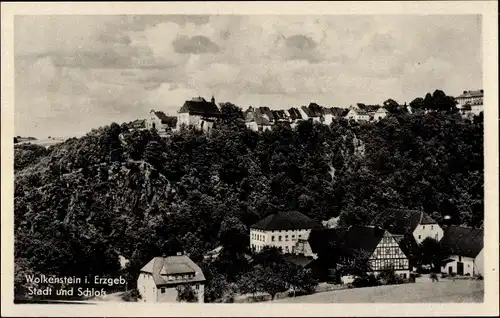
(288, 108, 303, 120)
(301, 106, 315, 117)
(371, 208, 437, 236)
(308, 228, 345, 254)
(140, 255, 206, 286)
(308, 103, 324, 117)
(151, 110, 171, 123)
(251, 211, 322, 231)
(284, 255, 315, 267)
(179, 97, 221, 116)
(375, 107, 388, 113)
(340, 226, 385, 259)
(440, 226, 483, 258)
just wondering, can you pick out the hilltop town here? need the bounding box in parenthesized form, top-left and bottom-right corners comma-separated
(134, 89, 483, 136)
(14, 87, 484, 303)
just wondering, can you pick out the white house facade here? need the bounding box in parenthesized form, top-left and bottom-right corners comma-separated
(440, 226, 483, 277)
(412, 222, 444, 244)
(177, 96, 221, 132)
(339, 226, 411, 279)
(137, 254, 206, 303)
(372, 107, 388, 121)
(250, 211, 322, 254)
(146, 110, 171, 132)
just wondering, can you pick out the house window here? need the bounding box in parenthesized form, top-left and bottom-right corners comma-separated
(272, 236, 275, 241)
(423, 226, 425, 229)
(435, 234, 438, 240)
(195, 284, 200, 290)
(285, 235, 289, 241)
(279, 236, 282, 241)
(431, 225, 434, 230)
(459, 256, 462, 262)
(285, 246, 289, 253)
(292, 235, 295, 239)
(298, 234, 302, 238)
(418, 235, 421, 240)
(161, 287, 166, 294)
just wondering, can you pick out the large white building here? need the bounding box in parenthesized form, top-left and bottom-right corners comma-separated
(455, 90, 484, 116)
(250, 211, 322, 254)
(177, 96, 221, 132)
(137, 254, 206, 303)
(440, 226, 484, 277)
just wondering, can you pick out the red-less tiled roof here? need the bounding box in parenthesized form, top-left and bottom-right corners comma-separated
(140, 255, 206, 286)
(440, 226, 483, 258)
(251, 211, 322, 231)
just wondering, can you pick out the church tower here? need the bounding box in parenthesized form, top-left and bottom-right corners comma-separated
(211, 95, 215, 104)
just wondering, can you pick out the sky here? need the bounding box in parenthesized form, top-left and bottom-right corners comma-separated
(14, 15, 482, 138)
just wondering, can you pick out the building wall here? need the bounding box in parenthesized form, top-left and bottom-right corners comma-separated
(155, 283, 204, 303)
(177, 113, 216, 132)
(345, 110, 357, 120)
(137, 272, 157, 302)
(368, 232, 410, 277)
(246, 122, 258, 131)
(373, 110, 387, 121)
(294, 240, 317, 259)
(323, 114, 333, 125)
(474, 248, 484, 276)
(146, 113, 168, 132)
(412, 223, 443, 244)
(177, 112, 191, 129)
(250, 228, 312, 254)
(441, 255, 476, 276)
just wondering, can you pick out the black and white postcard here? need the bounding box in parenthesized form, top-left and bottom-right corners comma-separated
(1, 1, 498, 317)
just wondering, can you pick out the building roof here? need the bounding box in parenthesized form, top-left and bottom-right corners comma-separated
(140, 255, 206, 286)
(131, 119, 146, 128)
(179, 97, 221, 116)
(308, 103, 324, 117)
(375, 107, 388, 113)
(440, 226, 483, 258)
(371, 208, 437, 236)
(251, 211, 322, 231)
(151, 110, 171, 124)
(301, 106, 315, 117)
(288, 108, 303, 120)
(340, 226, 386, 259)
(308, 228, 344, 255)
(284, 255, 315, 267)
(456, 90, 484, 99)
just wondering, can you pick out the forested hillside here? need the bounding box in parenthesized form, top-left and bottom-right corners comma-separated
(14, 103, 483, 298)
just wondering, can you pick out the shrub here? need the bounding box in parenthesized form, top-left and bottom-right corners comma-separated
(352, 274, 380, 288)
(121, 289, 141, 302)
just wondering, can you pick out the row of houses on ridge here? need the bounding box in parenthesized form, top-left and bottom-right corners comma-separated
(244, 103, 389, 132)
(134, 88, 483, 134)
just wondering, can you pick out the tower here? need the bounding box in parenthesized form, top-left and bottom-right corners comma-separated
(211, 95, 215, 104)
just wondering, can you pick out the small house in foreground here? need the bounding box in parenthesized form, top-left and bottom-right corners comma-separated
(440, 226, 484, 277)
(137, 254, 206, 303)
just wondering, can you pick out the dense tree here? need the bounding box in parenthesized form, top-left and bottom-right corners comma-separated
(417, 237, 449, 272)
(176, 284, 198, 302)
